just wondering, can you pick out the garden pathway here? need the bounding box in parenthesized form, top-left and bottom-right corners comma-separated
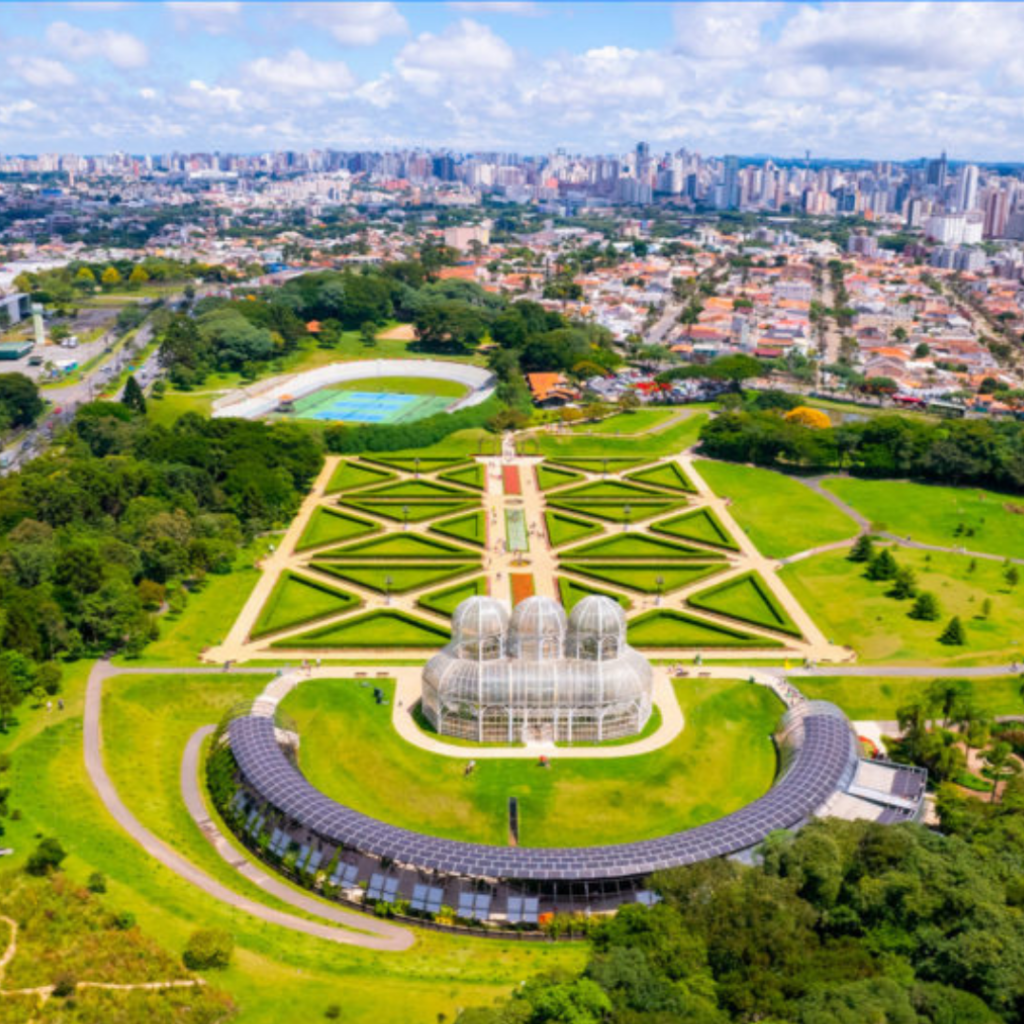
(83, 661, 414, 952)
(249, 666, 685, 759)
(792, 475, 1024, 567)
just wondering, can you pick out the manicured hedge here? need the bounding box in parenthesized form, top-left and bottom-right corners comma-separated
(557, 576, 632, 612)
(562, 562, 725, 594)
(417, 576, 488, 616)
(545, 510, 604, 547)
(310, 562, 477, 594)
(250, 571, 359, 639)
(651, 507, 740, 551)
(325, 460, 395, 493)
(626, 609, 785, 649)
(316, 533, 474, 560)
(687, 571, 803, 637)
(536, 464, 584, 491)
(560, 533, 713, 560)
(273, 609, 451, 648)
(626, 461, 696, 493)
(295, 508, 379, 552)
(430, 509, 487, 546)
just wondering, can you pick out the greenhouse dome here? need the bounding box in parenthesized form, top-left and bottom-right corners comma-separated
(422, 595, 653, 743)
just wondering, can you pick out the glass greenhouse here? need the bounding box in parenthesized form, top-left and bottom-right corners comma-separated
(422, 595, 653, 743)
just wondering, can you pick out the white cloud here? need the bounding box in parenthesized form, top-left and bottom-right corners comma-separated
(165, 2, 242, 35)
(397, 18, 515, 91)
(0, 99, 37, 125)
(673, 2, 782, 60)
(447, 2, 540, 14)
(139, 87, 157, 99)
(46, 21, 148, 69)
(777, 2, 1024, 70)
(176, 78, 244, 113)
(244, 49, 356, 94)
(291, 2, 408, 46)
(9, 55, 77, 88)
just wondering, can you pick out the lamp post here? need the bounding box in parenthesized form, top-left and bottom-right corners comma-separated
(656, 574, 664, 607)
(384, 574, 393, 606)
(623, 504, 631, 533)
(414, 457, 420, 478)
(402, 504, 409, 531)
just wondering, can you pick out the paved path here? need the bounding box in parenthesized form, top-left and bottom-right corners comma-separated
(251, 667, 685, 759)
(782, 664, 1024, 678)
(794, 475, 1024, 567)
(83, 661, 413, 951)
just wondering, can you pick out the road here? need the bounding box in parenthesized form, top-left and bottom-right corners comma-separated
(0, 309, 164, 476)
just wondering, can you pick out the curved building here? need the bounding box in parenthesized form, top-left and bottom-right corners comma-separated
(422, 595, 653, 743)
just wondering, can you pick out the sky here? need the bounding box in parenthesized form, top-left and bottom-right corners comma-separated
(2, 1, 1024, 160)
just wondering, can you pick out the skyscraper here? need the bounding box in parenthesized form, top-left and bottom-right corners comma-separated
(957, 164, 979, 211)
(722, 155, 739, 210)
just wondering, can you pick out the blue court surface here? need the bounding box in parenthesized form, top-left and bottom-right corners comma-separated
(291, 389, 451, 423)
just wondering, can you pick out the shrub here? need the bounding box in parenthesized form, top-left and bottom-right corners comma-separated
(0, 753, 10, 773)
(113, 911, 136, 930)
(87, 871, 107, 893)
(325, 1006, 342, 1020)
(183, 928, 234, 970)
(910, 592, 941, 621)
(866, 549, 898, 581)
(26, 837, 67, 876)
(52, 972, 77, 998)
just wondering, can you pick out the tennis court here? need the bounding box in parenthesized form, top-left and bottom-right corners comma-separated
(290, 389, 453, 423)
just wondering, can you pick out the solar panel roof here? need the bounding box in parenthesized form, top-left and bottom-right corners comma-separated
(228, 706, 859, 883)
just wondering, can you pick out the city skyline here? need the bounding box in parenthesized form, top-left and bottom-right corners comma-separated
(3, 2, 1024, 159)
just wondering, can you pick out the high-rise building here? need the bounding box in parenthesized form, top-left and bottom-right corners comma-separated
(926, 151, 948, 189)
(957, 164, 979, 211)
(721, 155, 739, 210)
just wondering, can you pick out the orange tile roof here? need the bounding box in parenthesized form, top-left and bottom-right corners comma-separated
(527, 372, 570, 402)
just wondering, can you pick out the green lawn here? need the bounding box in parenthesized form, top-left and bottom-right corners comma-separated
(0, 668, 581, 1024)
(564, 408, 681, 434)
(796, 675, 1024, 720)
(430, 509, 487, 546)
(310, 562, 477, 594)
(281, 677, 780, 847)
(627, 609, 785, 649)
(324, 460, 395, 493)
(551, 479, 674, 501)
(563, 563, 725, 595)
(548, 499, 685, 524)
(695, 460, 859, 559)
(438, 463, 485, 489)
(342, 499, 478, 523)
(626, 462, 696, 493)
(781, 546, 1024, 665)
(533, 411, 709, 458)
(687, 571, 803, 638)
(822, 477, 1024, 560)
(296, 508, 379, 551)
(652, 508, 740, 551)
(355, 479, 473, 500)
(557, 576, 632, 611)
(317, 533, 473, 559)
(536, 464, 585, 491)
(274, 609, 450, 648)
(560, 533, 713, 560)
(251, 572, 359, 639)
(417, 577, 488, 616)
(545, 510, 604, 547)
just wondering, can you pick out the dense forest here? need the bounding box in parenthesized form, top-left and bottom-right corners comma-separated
(699, 407, 1024, 492)
(461, 805, 1024, 1024)
(0, 403, 319, 725)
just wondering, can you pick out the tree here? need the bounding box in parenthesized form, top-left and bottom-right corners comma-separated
(848, 534, 874, 563)
(1006, 565, 1020, 588)
(866, 549, 898, 581)
(982, 741, 1017, 803)
(101, 266, 122, 289)
(784, 406, 831, 429)
(0, 373, 43, 429)
(183, 928, 234, 970)
(128, 265, 150, 289)
(890, 565, 917, 599)
(939, 615, 967, 646)
(0, 665, 23, 732)
(359, 321, 378, 347)
(74, 266, 96, 289)
(911, 591, 941, 621)
(121, 374, 146, 415)
(26, 836, 67, 875)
